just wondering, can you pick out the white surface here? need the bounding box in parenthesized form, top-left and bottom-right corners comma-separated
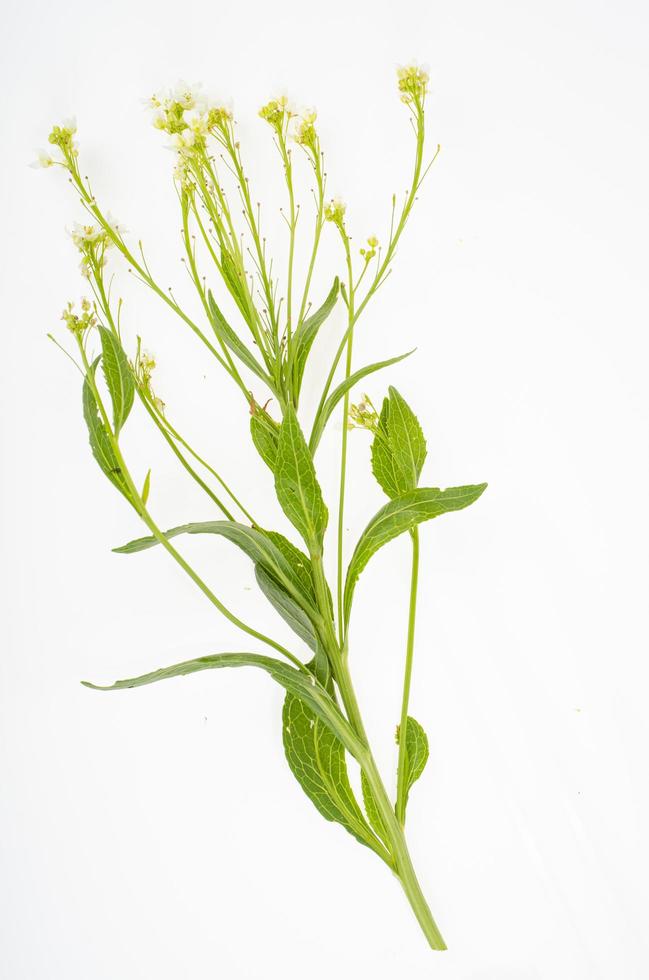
(2, 1, 649, 977)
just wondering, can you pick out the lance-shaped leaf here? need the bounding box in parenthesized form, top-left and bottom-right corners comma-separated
(255, 564, 318, 651)
(250, 402, 279, 471)
(292, 278, 339, 392)
(400, 715, 429, 810)
(82, 652, 365, 762)
(343, 483, 487, 628)
(220, 249, 252, 325)
(282, 690, 386, 858)
(360, 770, 389, 846)
(82, 358, 132, 503)
(309, 350, 414, 455)
(98, 327, 134, 435)
(207, 291, 273, 390)
(114, 521, 318, 618)
(371, 387, 426, 498)
(275, 405, 328, 551)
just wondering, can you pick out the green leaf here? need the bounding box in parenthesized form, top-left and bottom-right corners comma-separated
(141, 469, 151, 505)
(400, 716, 430, 809)
(292, 278, 339, 392)
(371, 387, 427, 498)
(344, 483, 487, 628)
(250, 402, 279, 471)
(309, 350, 414, 455)
(114, 521, 318, 617)
(282, 690, 382, 855)
(255, 564, 318, 651)
(82, 652, 365, 762)
(220, 249, 252, 325)
(82, 358, 131, 503)
(207, 291, 273, 389)
(98, 326, 134, 435)
(360, 770, 389, 846)
(275, 404, 328, 550)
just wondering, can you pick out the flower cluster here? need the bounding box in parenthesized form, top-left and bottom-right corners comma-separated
(48, 118, 78, 156)
(293, 109, 318, 154)
(347, 394, 380, 433)
(324, 197, 346, 232)
(397, 64, 429, 106)
(133, 346, 165, 414)
(61, 297, 96, 336)
(360, 235, 379, 262)
(32, 119, 79, 169)
(147, 82, 232, 156)
(69, 218, 124, 278)
(259, 96, 293, 135)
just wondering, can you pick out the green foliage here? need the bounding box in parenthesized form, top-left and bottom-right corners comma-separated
(361, 770, 389, 845)
(82, 651, 365, 762)
(344, 484, 487, 627)
(400, 716, 430, 809)
(115, 521, 319, 617)
(309, 350, 414, 455)
(249, 403, 280, 471)
(207, 291, 273, 389)
(282, 692, 384, 856)
(292, 277, 339, 393)
(82, 358, 131, 502)
(371, 387, 426, 498)
(275, 404, 328, 551)
(98, 327, 135, 435)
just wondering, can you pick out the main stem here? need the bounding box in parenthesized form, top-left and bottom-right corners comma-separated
(396, 527, 419, 824)
(335, 652, 446, 950)
(310, 557, 445, 950)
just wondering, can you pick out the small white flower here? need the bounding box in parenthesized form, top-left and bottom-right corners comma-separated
(70, 221, 103, 246)
(61, 116, 77, 134)
(30, 149, 55, 169)
(171, 129, 196, 151)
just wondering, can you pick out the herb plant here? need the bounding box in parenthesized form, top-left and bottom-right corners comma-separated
(40, 66, 486, 950)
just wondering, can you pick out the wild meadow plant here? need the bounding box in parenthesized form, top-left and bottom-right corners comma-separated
(39, 66, 486, 949)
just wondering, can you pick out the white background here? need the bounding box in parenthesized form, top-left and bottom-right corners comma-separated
(2, 1, 648, 977)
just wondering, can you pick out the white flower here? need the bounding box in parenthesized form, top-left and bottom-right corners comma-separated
(61, 116, 77, 134)
(30, 149, 55, 169)
(70, 222, 103, 247)
(171, 129, 196, 152)
(171, 80, 205, 111)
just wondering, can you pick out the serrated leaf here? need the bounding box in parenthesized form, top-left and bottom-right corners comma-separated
(282, 690, 383, 855)
(371, 387, 426, 498)
(309, 350, 414, 455)
(207, 291, 273, 388)
(82, 358, 131, 503)
(114, 521, 318, 617)
(98, 326, 134, 435)
(343, 483, 487, 628)
(275, 404, 328, 550)
(250, 403, 279, 471)
(81, 652, 365, 762)
(400, 715, 429, 808)
(361, 770, 389, 845)
(292, 278, 339, 392)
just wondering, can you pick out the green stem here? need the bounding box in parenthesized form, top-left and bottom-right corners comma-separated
(309, 551, 446, 951)
(396, 527, 419, 824)
(336, 240, 356, 643)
